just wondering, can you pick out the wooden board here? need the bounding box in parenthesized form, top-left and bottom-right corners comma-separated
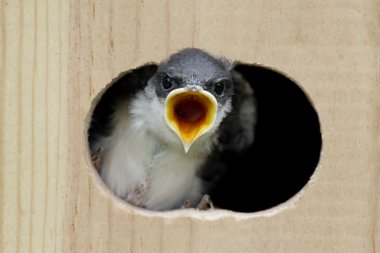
(1, 0, 379, 252)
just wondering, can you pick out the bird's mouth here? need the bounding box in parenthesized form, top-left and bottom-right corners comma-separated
(165, 88, 217, 153)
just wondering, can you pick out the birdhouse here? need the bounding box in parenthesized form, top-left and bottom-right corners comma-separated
(1, 1, 379, 252)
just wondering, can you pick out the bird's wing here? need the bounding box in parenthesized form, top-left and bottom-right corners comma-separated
(88, 64, 158, 154)
(216, 65, 257, 153)
(199, 64, 257, 188)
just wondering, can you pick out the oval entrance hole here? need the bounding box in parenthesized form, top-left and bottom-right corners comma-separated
(87, 62, 322, 213)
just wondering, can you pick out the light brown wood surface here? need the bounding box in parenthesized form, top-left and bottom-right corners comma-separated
(1, 0, 379, 252)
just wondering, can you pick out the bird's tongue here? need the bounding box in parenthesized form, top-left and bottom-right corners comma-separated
(165, 89, 218, 152)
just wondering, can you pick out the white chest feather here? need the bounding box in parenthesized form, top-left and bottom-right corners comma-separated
(98, 91, 210, 211)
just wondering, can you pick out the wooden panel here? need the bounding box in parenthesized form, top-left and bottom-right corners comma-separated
(1, 0, 379, 252)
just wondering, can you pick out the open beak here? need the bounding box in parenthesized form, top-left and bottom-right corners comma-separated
(165, 88, 218, 153)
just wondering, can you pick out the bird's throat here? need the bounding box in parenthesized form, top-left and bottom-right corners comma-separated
(174, 98, 206, 123)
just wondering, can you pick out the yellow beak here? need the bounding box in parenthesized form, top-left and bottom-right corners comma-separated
(165, 88, 218, 153)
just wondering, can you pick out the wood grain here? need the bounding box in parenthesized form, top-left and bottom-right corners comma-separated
(1, 0, 379, 252)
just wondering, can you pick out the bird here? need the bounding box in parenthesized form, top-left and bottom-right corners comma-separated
(88, 48, 256, 211)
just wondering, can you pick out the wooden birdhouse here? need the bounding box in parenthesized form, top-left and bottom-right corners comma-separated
(1, 1, 379, 252)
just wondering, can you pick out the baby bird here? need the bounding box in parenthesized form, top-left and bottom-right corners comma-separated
(88, 48, 255, 211)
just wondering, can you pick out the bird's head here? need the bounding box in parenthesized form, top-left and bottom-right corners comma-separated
(146, 48, 233, 153)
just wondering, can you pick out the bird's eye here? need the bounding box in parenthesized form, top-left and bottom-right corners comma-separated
(213, 81, 225, 95)
(162, 76, 174, 90)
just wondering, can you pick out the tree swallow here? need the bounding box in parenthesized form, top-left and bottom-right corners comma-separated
(88, 48, 256, 211)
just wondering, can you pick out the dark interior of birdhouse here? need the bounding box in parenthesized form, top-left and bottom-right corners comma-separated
(207, 64, 322, 212)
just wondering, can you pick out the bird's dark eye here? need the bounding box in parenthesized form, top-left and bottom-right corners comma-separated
(162, 76, 174, 90)
(213, 81, 225, 95)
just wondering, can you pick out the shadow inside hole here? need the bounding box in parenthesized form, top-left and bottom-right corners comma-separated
(88, 63, 322, 213)
(207, 63, 322, 212)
